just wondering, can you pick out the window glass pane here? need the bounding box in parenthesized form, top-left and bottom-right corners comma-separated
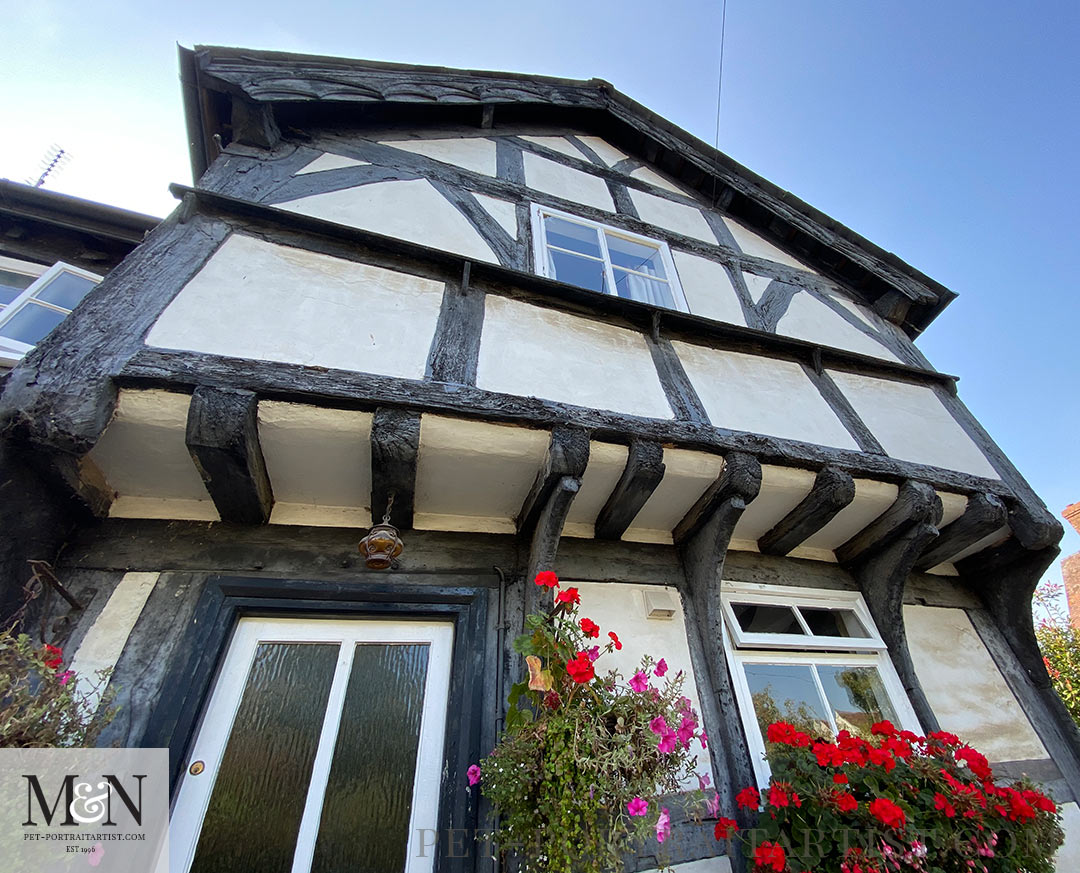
(0, 302, 67, 345)
(605, 233, 667, 277)
(548, 248, 608, 293)
(743, 662, 831, 739)
(190, 642, 339, 873)
(613, 268, 675, 308)
(310, 643, 431, 873)
(800, 607, 869, 639)
(0, 269, 36, 304)
(732, 603, 804, 635)
(35, 271, 97, 309)
(544, 216, 602, 258)
(817, 665, 897, 740)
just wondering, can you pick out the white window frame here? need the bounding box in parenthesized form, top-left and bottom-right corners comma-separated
(721, 582, 922, 787)
(0, 260, 102, 366)
(531, 203, 689, 313)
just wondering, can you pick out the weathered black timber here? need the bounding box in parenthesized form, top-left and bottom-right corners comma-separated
(495, 138, 525, 185)
(185, 386, 273, 524)
(370, 407, 421, 529)
(673, 453, 762, 545)
(721, 263, 766, 331)
(758, 466, 856, 556)
(255, 162, 424, 203)
(646, 333, 710, 424)
(607, 180, 640, 218)
(429, 180, 523, 269)
(524, 475, 582, 614)
(836, 481, 941, 566)
(594, 440, 665, 541)
(756, 280, 801, 332)
(426, 265, 485, 385)
(516, 426, 590, 538)
(230, 96, 281, 150)
(122, 347, 1017, 502)
(849, 521, 942, 734)
(24, 451, 114, 521)
(914, 492, 1008, 571)
(802, 365, 886, 455)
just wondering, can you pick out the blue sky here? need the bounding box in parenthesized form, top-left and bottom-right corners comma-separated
(3, 1, 1077, 587)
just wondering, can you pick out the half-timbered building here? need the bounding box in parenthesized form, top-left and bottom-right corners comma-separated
(2, 46, 1077, 871)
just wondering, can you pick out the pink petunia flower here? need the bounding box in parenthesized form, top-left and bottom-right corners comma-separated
(629, 671, 649, 693)
(656, 807, 671, 843)
(658, 730, 678, 754)
(706, 791, 720, 818)
(654, 658, 668, 677)
(57, 670, 74, 686)
(699, 730, 708, 749)
(627, 797, 648, 817)
(467, 764, 482, 786)
(649, 716, 668, 736)
(586, 646, 600, 662)
(698, 772, 711, 790)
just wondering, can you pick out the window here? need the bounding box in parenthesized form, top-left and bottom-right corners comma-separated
(722, 583, 921, 785)
(532, 205, 688, 311)
(0, 259, 101, 366)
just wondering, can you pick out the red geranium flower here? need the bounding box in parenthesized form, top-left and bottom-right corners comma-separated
(868, 797, 906, 830)
(714, 817, 738, 840)
(767, 784, 790, 808)
(566, 652, 595, 683)
(871, 720, 897, 737)
(834, 791, 858, 813)
(736, 786, 760, 810)
(833, 773, 849, 784)
(929, 730, 960, 746)
(555, 587, 580, 604)
(42, 644, 63, 670)
(580, 617, 600, 638)
(753, 841, 786, 872)
(934, 792, 956, 818)
(534, 571, 559, 588)
(608, 631, 622, 650)
(955, 746, 993, 780)
(766, 721, 811, 747)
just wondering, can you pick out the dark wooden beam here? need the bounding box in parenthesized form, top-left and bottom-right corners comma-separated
(593, 440, 665, 541)
(185, 386, 273, 524)
(673, 452, 762, 545)
(229, 96, 280, 150)
(425, 262, 485, 385)
(517, 426, 590, 538)
(370, 407, 421, 530)
(914, 492, 1008, 571)
(836, 480, 941, 567)
(758, 466, 856, 556)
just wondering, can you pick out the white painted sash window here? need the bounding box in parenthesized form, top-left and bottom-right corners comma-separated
(170, 617, 454, 873)
(532, 204, 688, 312)
(0, 258, 101, 366)
(721, 582, 921, 785)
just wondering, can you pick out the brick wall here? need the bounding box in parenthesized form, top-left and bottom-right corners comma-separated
(1062, 502, 1080, 629)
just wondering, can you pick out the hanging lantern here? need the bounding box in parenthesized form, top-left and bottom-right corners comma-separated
(358, 493, 404, 569)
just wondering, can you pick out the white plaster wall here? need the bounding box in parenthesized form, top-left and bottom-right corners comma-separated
(722, 216, 815, 273)
(276, 178, 499, 263)
(904, 605, 1048, 761)
(473, 193, 518, 238)
(379, 137, 496, 176)
(671, 342, 859, 449)
(571, 582, 713, 784)
(258, 401, 373, 528)
(671, 251, 745, 326)
(576, 136, 629, 168)
(1057, 802, 1080, 872)
(630, 165, 694, 197)
(776, 292, 901, 362)
(742, 271, 773, 303)
(730, 465, 817, 547)
(800, 479, 898, 552)
(295, 152, 368, 174)
(624, 449, 726, 544)
(564, 442, 630, 538)
(88, 389, 219, 521)
(147, 234, 445, 380)
(827, 370, 1000, 478)
(523, 152, 615, 212)
(477, 295, 674, 420)
(640, 859, 730, 873)
(519, 135, 585, 161)
(413, 415, 550, 533)
(628, 188, 716, 244)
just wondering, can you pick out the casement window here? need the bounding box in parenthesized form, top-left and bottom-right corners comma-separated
(0, 258, 101, 366)
(721, 583, 921, 785)
(532, 204, 688, 312)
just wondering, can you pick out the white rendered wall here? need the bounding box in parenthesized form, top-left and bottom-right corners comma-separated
(671, 342, 858, 449)
(519, 135, 586, 161)
(295, 153, 368, 174)
(147, 234, 445, 380)
(623, 449, 726, 544)
(1057, 803, 1080, 872)
(563, 442, 631, 539)
(473, 193, 518, 238)
(476, 295, 674, 420)
(775, 292, 901, 362)
(827, 370, 1000, 478)
(630, 166, 693, 197)
(628, 188, 716, 244)
(522, 152, 615, 212)
(904, 605, 1047, 761)
(575, 136, 629, 168)
(277, 178, 500, 263)
(722, 216, 815, 273)
(378, 137, 497, 176)
(671, 251, 745, 326)
(742, 271, 774, 303)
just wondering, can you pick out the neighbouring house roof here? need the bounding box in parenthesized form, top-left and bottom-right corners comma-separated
(178, 45, 957, 338)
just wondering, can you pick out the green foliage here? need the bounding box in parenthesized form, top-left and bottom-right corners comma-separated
(0, 624, 117, 748)
(1034, 582, 1080, 726)
(477, 581, 704, 873)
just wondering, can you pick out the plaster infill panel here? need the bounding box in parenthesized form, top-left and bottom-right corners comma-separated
(147, 234, 445, 380)
(473, 193, 518, 239)
(477, 295, 674, 420)
(671, 251, 745, 326)
(623, 448, 726, 544)
(575, 136, 629, 168)
(88, 389, 219, 521)
(276, 178, 499, 264)
(775, 292, 901, 362)
(827, 371, 1001, 479)
(378, 136, 497, 176)
(519, 135, 587, 161)
(671, 342, 859, 450)
(1056, 802, 1080, 873)
(629, 166, 695, 198)
(628, 189, 716, 244)
(800, 479, 899, 551)
(722, 216, 816, 273)
(258, 401, 374, 528)
(413, 415, 551, 533)
(563, 442, 631, 539)
(904, 605, 1048, 762)
(522, 152, 615, 213)
(570, 581, 713, 784)
(295, 152, 369, 174)
(730, 465, 818, 548)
